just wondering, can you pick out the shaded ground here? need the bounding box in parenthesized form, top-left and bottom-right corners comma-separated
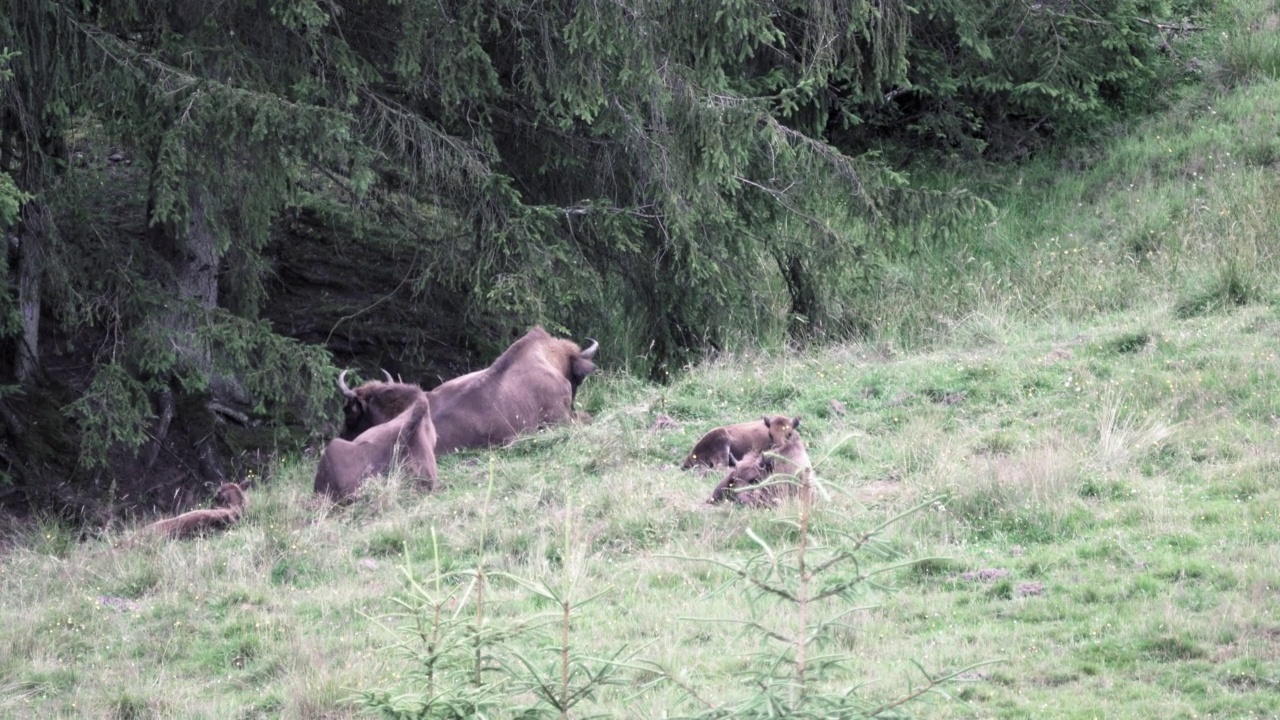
(0, 156, 482, 523)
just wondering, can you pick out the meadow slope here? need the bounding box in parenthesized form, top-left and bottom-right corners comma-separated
(3, 299, 1280, 718)
(5, 11, 1280, 719)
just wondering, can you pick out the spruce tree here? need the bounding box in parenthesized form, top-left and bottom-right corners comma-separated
(0, 0, 1198, 509)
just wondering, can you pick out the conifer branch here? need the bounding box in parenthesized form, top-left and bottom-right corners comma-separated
(356, 88, 494, 197)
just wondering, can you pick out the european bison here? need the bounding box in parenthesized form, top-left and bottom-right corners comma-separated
(707, 449, 772, 504)
(682, 414, 800, 470)
(337, 370, 422, 441)
(706, 416, 815, 507)
(137, 481, 249, 540)
(314, 392, 438, 500)
(337, 326, 598, 454)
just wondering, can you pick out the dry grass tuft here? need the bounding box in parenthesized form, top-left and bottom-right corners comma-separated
(1096, 392, 1176, 470)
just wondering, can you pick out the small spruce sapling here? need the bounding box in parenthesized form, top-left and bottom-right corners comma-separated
(660, 436, 999, 717)
(501, 499, 631, 719)
(358, 463, 516, 718)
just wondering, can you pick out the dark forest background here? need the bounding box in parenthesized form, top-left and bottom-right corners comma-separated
(0, 0, 1204, 517)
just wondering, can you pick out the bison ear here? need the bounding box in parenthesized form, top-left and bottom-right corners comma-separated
(571, 357, 596, 379)
(761, 416, 771, 427)
(792, 416, 802, 430)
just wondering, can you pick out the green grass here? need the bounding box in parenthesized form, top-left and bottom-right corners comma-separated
(6, 8, 1280, 720)
(4, 302, 1280, 718)
(866, 4, 1280, 354)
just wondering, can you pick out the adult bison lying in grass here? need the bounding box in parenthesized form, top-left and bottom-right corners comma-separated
(314, 392, 437, 501)
(682, 414, 800, 470)
(337, 326, 598, 454)
(137, 481, 249, 540)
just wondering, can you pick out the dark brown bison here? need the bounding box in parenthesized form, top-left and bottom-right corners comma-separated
(337, 371, 422, 441)
(314, 393, 438, 500)
(682, 414, 800, 470)
(706, 417, 814, 507)
(337, 326, 598, 454)
(137, 481, 249, 540)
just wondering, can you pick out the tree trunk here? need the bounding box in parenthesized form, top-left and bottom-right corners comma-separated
(777, 252, 821, 340)
(14, 204, 45, 385)
(152, 186, 219, 350)
(143, 384, 175, 471)
(146, 183, 238, 482)
(178, 189, 219, 312)
(16, 239, 39, 383)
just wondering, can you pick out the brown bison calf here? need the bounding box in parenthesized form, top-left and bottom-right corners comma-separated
(138, 481, 249, 540)
(314, 393, 438, 501)
(706, 417, 814, 507)
(682, 414, 800, 470)
(707, 450, 773, 505)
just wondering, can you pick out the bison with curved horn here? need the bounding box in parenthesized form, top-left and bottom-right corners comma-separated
(336, 327, 598, 454)
(315, 392, 438, 500)
(337, 369, 422, 442)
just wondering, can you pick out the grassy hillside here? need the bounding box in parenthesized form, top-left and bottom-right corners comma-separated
(859, 7, 1280, 353)
(5, 5, 1280, 719)
(5, 298, 1280, 718)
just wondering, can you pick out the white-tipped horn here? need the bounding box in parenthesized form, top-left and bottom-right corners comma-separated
(580, 338, 599, 359)
(338, 369, 357, 398)
(381, 369, 394, 383)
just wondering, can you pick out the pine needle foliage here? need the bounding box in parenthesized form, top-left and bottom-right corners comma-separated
(0, 0, 926, 485)
(499, 505, 630, 719)
(0, 0, 1209, 496)
(359, 473, 515, 719)
(357, 528, 513, 720)
(860, 0, 1206, 160)
(361, 473, 632, 719)
(0, 47, 26, 230)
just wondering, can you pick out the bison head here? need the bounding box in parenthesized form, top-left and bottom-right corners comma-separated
(710, 450, 772, 503)
(569, 338, 599, 398)
(338, 369, 424, 441)
(212, 481, 248, 510)
(762, 415, 801, 448)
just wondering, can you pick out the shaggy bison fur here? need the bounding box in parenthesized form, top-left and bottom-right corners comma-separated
(336, 326, 598, 454)
(337, 370, 422, 441)
(314, 393, 438, 500)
